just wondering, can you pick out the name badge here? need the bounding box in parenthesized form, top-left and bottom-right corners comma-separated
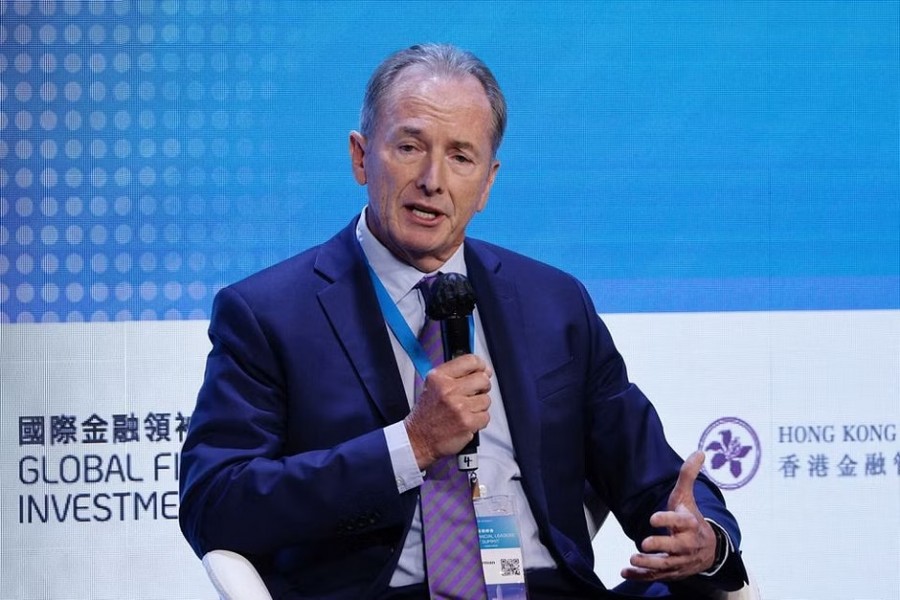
(474, 494, 528, 600)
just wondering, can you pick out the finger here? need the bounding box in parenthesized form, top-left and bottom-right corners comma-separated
(623, 552, 696, 582)
(441, 372, 491, 405)
(668, 450, 704, 510)
(629, 551, 676, 572)
(442, 353, 488, 376)
(467, 391, 492, 412)
(648, 508, 699, 532)
(464, 369, 493, 395)
(621, 565, 658, 581)
(640, 529, 694, 555)
(471, 408, 491, 432)
(425, 364, 490, 399)
(621, 563, 691, 582)
(621, 555, 677, 581)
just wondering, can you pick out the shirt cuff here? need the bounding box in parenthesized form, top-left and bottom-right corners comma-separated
(699, 518, 733, 577)
(384, 421, 424, 494)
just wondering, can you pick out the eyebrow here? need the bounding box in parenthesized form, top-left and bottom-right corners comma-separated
(397, 126, 482, 156)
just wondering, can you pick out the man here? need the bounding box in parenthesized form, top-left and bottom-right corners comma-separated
(179, 43, 747, 599)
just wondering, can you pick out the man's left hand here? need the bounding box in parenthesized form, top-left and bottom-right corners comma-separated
(621, 450, 717, 582)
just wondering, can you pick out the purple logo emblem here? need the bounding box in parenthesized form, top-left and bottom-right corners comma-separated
(698, 417, 761, 490)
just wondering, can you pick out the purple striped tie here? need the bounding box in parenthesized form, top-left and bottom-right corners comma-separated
(416, 276, 487, 600)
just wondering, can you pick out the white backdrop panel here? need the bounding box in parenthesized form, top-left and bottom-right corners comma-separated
(2, 311, 898, 599)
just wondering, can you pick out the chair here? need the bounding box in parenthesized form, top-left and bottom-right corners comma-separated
(202, 498, 760, 600)
(716, 572, 761, 600)
(202, 549, 273, 600)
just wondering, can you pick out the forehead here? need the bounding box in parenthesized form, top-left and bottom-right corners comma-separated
(377, 67, 494, 145)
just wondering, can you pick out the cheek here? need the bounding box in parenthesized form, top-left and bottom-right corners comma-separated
(375, 167, 411, 201)
(368, 173, 393, 206)
(459, 184, 491, 217)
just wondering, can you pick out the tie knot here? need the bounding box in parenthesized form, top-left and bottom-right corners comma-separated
(415, 275, 444, 365)
(416, 273, 441, 305)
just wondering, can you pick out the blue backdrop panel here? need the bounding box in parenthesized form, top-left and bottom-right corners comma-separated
(1, 0, 898, 322)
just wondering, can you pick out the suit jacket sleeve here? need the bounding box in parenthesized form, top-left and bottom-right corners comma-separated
(575, 281, 747, 590)
(178, 284, 410, 560)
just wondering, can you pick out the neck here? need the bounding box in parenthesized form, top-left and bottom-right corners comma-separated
(363, 211, 455, 274)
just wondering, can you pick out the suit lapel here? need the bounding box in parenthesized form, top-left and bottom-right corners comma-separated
(465, 242, 551, 527)
(313, 228, 552, 513)
(314, 220, 411, 425)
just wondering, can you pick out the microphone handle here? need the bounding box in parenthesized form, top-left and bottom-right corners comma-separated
(441, 315, 479, 471)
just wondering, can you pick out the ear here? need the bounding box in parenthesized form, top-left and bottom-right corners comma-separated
(349, 131, 367, 185)
(476, 159, 501, 212)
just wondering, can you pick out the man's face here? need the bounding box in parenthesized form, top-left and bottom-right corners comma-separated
(350, 67, 500, 272)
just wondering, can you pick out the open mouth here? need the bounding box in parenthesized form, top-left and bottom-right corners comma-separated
(409, 206, 441, 221)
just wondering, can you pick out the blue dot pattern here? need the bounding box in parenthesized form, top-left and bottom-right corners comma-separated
(1, 0, 299, 323)
(3, 1, 898, 321)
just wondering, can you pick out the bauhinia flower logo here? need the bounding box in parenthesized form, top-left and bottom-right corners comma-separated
(698, 417, 761, 490)
(705, 429, 753, 478)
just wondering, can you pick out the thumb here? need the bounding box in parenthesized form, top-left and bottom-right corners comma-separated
(668, 450, 705, 511)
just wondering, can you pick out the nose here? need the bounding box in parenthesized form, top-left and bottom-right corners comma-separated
(417, 155, 445, 196)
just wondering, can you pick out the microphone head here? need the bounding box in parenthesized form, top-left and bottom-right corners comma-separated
(425, 272, 476, 320)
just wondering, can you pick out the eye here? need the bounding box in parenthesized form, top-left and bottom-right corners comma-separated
(451, 154, 472, 164)
(398, 144, 417, 153)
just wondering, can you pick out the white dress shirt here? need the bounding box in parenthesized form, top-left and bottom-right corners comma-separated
(355, 208, 557, 587)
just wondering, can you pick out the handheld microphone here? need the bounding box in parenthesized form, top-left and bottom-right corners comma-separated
(425, 272, 479, 471)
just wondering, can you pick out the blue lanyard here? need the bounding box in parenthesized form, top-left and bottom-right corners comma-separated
(365, 264, 475, 381)
(367, 264, 434, 380)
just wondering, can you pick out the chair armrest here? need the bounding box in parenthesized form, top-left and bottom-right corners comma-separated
(713, 567, 761, 600)
(201, 549, 273, 600)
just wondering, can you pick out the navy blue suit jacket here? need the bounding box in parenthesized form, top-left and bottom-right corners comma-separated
(179, 217, 745, 598)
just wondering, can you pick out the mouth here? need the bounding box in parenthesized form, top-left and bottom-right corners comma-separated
(407, 204, 443, 222)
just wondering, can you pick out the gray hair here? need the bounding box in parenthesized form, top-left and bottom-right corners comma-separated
(359, 43, 507, 156)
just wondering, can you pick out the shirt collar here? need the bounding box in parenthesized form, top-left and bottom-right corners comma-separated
(356, 206, 468, 303)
